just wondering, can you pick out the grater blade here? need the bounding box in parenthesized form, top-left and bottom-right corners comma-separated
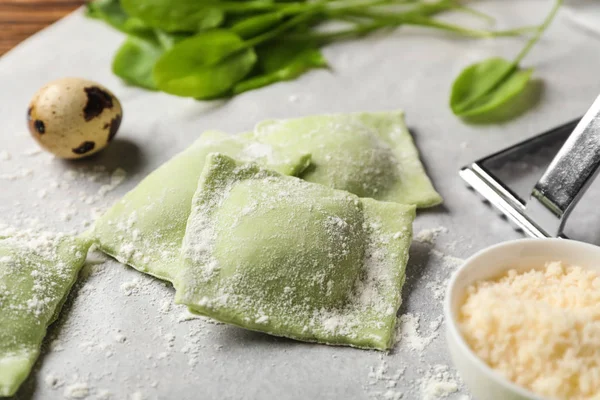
(460, 120, 578, 238)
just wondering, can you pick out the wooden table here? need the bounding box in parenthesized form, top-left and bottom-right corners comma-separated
(1, 0, 84, 56)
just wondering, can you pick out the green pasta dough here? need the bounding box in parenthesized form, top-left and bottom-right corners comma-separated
(92, 131, 311, 282)
(0, 228, 90, 396)
(175, 154, 415, 350)
(254, 110, 442, 207)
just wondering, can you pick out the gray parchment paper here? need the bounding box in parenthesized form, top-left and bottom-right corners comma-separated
(1, 2, 600, 399)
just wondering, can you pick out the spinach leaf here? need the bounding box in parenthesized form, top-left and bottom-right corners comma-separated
(86, 0, 150, 34)
(230, 12, 286, 39)
(87, 0, 541, 102)
(449, 0, 562, 119)
(450, 59, 533, 116)
(121, 0, 224, 32)
(153, 30, 257, 98)
(113, 34, 164, 90)
(86, 0, 128, 29)
(233, 41, 327, 94)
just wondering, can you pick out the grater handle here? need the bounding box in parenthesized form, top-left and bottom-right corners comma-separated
(527, 94, 600, 236)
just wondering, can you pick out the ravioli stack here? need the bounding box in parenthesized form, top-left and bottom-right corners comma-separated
(1, 110, 440, 395)
(92, 110, 441, 350)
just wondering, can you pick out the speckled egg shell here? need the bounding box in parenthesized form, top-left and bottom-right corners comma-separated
(27, 77, 123, 159)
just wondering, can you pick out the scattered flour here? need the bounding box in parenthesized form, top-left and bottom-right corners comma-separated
(114, 333, 127, 343)
(64, 382, 90, 399)
(49, 338, 65, 352)
(130, 391, 144, 400)
(97, 168, 127, 198)
(0, 168, 33, 180)
(120, 279, 142, 296)
(368, 360, 406, 387)
(164, 333, 176, 348)
(44, 373, 63, 389)
(419, 365, 459, 400)
(97, 389, 112, 399)
(23, 148, 42, 156)
(159, 300, 172, 314)
(396, 313, 443, 352)
(415, 227, 448, 245)
(425, 279, 448, 302)
(177, 310, 203, 323)
(429, 249, 464, 270)
(0, 150, 11, 161)
(365, 357, 407, 400)
(37, 189, 48, 199)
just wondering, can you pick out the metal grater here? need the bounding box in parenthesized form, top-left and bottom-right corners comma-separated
(460, 94, 600, 239)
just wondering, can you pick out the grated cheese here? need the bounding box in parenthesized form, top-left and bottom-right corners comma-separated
(459, 261, 600, 399)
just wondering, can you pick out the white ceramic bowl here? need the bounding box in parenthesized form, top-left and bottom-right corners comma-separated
(444, 238, 600, 400)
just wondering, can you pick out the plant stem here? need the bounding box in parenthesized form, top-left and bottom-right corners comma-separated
(453, 5, 495, 24)
(244, 2, 328, 48)
(514, 0, 563, 64)
(285, 0, 532, 44)
(241, 0, 405, 47)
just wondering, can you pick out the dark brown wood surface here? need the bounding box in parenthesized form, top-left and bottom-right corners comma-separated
(0, 0, 84, 56)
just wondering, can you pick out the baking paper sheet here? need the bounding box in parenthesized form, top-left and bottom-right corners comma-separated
(1, 2, 600, 398)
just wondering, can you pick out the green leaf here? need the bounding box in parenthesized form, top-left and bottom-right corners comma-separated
(230, 12, 286, 39)
(154, 29, 191, 49)
(449, 0, 562, 120)
(450, 58, 518, 114)
(86, 0, 128, 29)
(453, 65, 533, 117)
(112, 34, 165, 90)
(153, 30, 257, 99)
(121, 0, 224, 32)
(86, 0, 150, 34)
(233, 40, 327, 94)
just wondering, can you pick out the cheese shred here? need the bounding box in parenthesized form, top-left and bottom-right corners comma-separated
(459, 261, 600, 399)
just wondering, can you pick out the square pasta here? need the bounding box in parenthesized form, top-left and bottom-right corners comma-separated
(175, 154, 415, 350)
(254, 110, 442, 207)
(91, 131, 310, 282)
(0, 227, 90, 396)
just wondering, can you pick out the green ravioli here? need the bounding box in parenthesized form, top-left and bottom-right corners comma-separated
(92, 131, 310, 282)
(175, 154, 415, 350)
(254, 110, 442, 207)
(0, 228, 90, 396)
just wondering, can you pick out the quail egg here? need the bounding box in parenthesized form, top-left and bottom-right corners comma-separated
(27, 77, 123, 159)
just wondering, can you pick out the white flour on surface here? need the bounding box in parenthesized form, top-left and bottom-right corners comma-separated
(44, 373, 63, 390)
(415, 227, 448, 245)
(0, 150, 128, 234)
(429, 250, 464, 270)
(28, 247, 231, 399)
(0, 168, 33, 181)
(361, 225, 469, 400)
(130, 390, 144, 400)
(23, 148, 42, 156)
(396, 314, 443, 353)
(420, 365, 459, 400)
(63, 381, 90, 399)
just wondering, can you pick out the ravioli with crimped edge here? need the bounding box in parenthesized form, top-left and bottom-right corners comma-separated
(175, 153, 415, 350)
(254, 110, 442, 207)
(92, 131, 311, 283)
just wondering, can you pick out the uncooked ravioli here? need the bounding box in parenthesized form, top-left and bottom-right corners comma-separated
(91, 130, 310, 282)
(0, 228, 90, 396)
(254, 110, 442, 207)
(175, 154, 415, 350)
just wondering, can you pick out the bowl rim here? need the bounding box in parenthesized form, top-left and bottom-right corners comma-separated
(443, 237, 600, 400)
